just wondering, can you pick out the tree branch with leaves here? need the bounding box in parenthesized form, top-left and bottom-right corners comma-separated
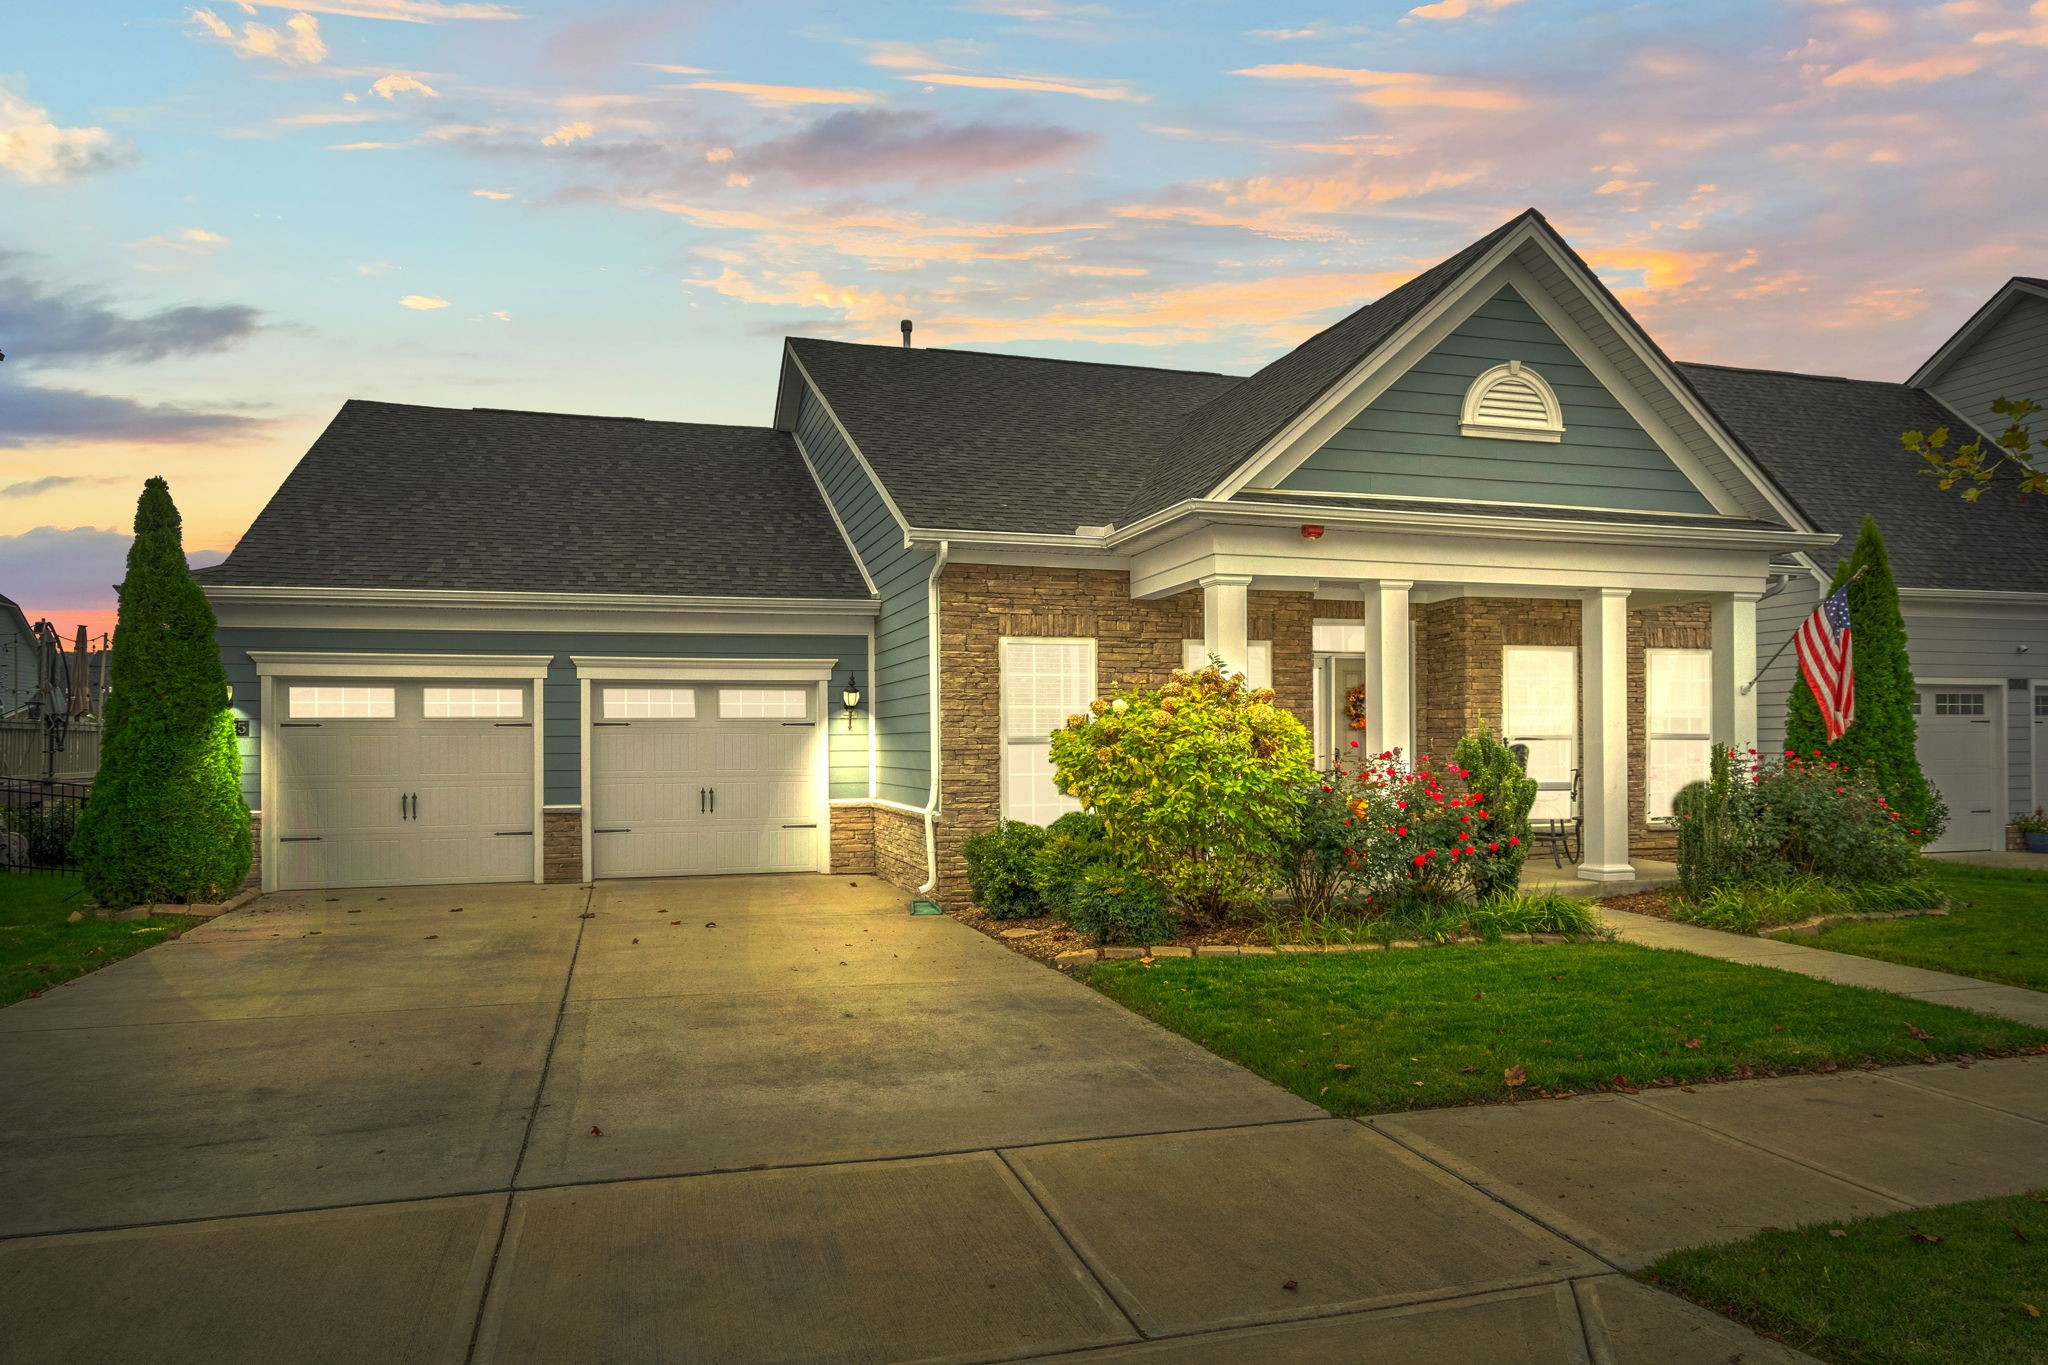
(1902, 395, 2043, 501)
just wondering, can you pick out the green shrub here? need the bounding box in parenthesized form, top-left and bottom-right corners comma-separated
(1786, 517, 1946, 842)
(1284, 775, 1356, 915)
(72, 478, 251, 906)
(1062, 863, 1178, 946)
(1049, 663, 1311, 924)
(1674, 874, 1940, 934)
(960, 819, 1048, 919)
(1463, 891, 1601, 940)
(1451, 728, 1538, 898)
(1032, 811, 1113, 916)
(1675, 744, 1917, 898)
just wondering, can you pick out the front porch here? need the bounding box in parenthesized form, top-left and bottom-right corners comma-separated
(1521, 857, 1679, 899)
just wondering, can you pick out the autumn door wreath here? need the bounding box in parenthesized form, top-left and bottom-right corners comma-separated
(1345, 683, 1370, 731)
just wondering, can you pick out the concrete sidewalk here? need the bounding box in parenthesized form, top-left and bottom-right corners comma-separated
(1594, 903, 2048, 1027)
(10, 876, 2046, 1363)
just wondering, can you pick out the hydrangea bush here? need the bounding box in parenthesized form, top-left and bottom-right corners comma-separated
(1049, 663, 1312, 924)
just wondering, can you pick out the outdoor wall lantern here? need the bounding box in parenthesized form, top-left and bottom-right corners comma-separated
(841, 672, 862, 727)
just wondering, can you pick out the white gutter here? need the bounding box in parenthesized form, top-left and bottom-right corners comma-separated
(917, 539, 950, 895)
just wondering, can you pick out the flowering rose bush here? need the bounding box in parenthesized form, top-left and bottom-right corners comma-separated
(1676, 744, 1918, 898)
(1049, 663, 1312, 923)
(1332, 747, 1527, 906)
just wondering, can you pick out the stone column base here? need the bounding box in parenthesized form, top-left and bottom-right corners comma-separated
(543, 810, 583, 883)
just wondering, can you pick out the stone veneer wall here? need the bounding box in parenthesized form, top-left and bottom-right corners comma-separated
(244, 812, 262, 889)
(934, 563, 1316, 909)
(542, 811, 583, 883)
(830, 803, 876, 875)
(872, 803, 929, 892)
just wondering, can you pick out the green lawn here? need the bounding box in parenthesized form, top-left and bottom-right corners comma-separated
(1082, 942, 2048, 1115)
(0, 873, 201, 1008)
(1788, 863, 2048, 992)
(1647, 1192, 2048, 1365)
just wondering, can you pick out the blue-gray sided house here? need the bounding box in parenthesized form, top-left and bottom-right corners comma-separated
(197, 214, 2046, 899)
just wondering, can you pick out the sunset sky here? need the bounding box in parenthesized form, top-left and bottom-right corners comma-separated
(4, 0, 2044, 635)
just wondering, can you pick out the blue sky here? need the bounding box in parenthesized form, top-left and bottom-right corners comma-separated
(3, 0, 2044, 630)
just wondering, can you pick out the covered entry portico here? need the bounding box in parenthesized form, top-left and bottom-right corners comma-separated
(1131, 504, 1825, 883)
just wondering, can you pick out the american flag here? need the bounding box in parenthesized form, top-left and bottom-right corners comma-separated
(1796, 587, 1855, 741)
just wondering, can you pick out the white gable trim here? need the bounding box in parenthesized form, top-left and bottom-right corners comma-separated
(1908, 278, 2048, 389)
(1228, 257, 1745, 516)
(1209, 221, 1815, 531)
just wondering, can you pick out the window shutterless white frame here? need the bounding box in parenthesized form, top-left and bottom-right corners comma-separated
(249, 651, 552, 891)
(999, 636, 1096, 826)
(423, 686, 524, 719)
(603, 687, 696, 720)
(1311, 620, 1368, 655)
(1180, 639, 1273, 690)
(1503, 645, 1577, 823)
(1645, 647, 1712, 823)
(571, 656, 838, 881)
(288, 685, 396, 719)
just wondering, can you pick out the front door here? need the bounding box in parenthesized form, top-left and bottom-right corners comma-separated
(1323, 657, 1368, 768)
(1917, 687, 2001, 853)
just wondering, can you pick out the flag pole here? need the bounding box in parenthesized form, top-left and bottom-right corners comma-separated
(1737, 564, 1867, 696)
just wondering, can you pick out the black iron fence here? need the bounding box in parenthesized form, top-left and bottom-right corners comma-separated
(0, 778, 89, 872)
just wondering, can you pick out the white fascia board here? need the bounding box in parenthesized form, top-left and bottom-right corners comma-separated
(1126, 520, 1788, 601)
(249, 650, 553, 679)
(202, 585, 879, 615)
(781, 350, 915, 544)
(1907, 279, 2048, 389)
(572, 655, 840, 682)
(206, 586, 878, 637)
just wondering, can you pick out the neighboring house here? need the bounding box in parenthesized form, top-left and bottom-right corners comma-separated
(199, 207, 2035, 901)
(1696, 275, 2048, 854)
(0, 593, 38, 716)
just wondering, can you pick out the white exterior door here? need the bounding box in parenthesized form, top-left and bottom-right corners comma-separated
(1918, 687, 2002, 853)
(2034, 685, 2047, 819)
(589, 683, 822, 879)
(271, 680, 536, 890)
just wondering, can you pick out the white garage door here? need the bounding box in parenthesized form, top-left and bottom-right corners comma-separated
(589, 683, 822, 879)
(271, 681, 537, 890)
(1917, 687, 2001, 854)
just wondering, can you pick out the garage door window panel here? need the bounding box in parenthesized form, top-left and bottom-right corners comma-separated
(424, 687, 524, 719)
(288, 686, 395, 719)
(718, 688, 810, 720)
(603, 687, 696, 720)
(1001, 638, 1094, 826)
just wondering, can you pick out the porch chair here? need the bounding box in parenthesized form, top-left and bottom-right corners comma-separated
(1528, 767, 1583, 869)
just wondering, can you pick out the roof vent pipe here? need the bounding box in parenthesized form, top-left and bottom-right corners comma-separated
(900, 319, 913, 347)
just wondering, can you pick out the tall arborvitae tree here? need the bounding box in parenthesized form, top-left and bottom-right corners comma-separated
(73, 478, 251, 904)
(1786, 516, 1946, 841)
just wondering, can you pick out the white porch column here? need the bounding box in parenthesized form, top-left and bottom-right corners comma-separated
(1712, 591, 1762, 754)
(1362, 579, 1414, 761)
(1580, 587, 1633, 882)
(1200, 574, 1252, 679)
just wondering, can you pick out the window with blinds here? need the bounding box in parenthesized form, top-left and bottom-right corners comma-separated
(1646, 648, 1711, 822)
(1000, 638, 1095, 825)
(1503, 646, 1576, 821)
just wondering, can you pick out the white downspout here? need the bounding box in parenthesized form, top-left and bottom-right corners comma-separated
(917, 539, 950, 894)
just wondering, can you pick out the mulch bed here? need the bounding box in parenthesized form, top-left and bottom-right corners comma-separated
(1593, 887, 1676, 918)
(951, 905, 1335, 965)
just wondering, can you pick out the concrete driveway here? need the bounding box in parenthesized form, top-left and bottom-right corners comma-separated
(0, 875, 1813, 1364)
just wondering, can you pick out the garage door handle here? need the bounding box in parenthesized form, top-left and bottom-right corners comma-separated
(495, 830, 533, 837)
(594, 828, 631, 834)
(781, 721, 815, 727)
(279, 836, 322, 842)
(699, 787, 706, 813)
(782, 823, 817, 829)
(593, 721, 629, 727)
(494, 722, 532, 728)
(409, 793, 419, 820)
(281, 722, 321, 728)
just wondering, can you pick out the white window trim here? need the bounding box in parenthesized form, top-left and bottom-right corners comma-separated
(998, 635, 1097, 826)
(1645, 647, 1712, 825)
(249, 651, 550, 893)
(1459, 359, 1565, 443)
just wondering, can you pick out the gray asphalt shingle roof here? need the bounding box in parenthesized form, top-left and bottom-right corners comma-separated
(194, 400, 871, 599)
(786, 339, 1241, 534)
(1679, 363, 2048, 592)
(1124, 210, 1537, 518)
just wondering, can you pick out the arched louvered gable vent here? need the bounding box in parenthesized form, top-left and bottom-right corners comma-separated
(1459, 360, 1565, 443)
